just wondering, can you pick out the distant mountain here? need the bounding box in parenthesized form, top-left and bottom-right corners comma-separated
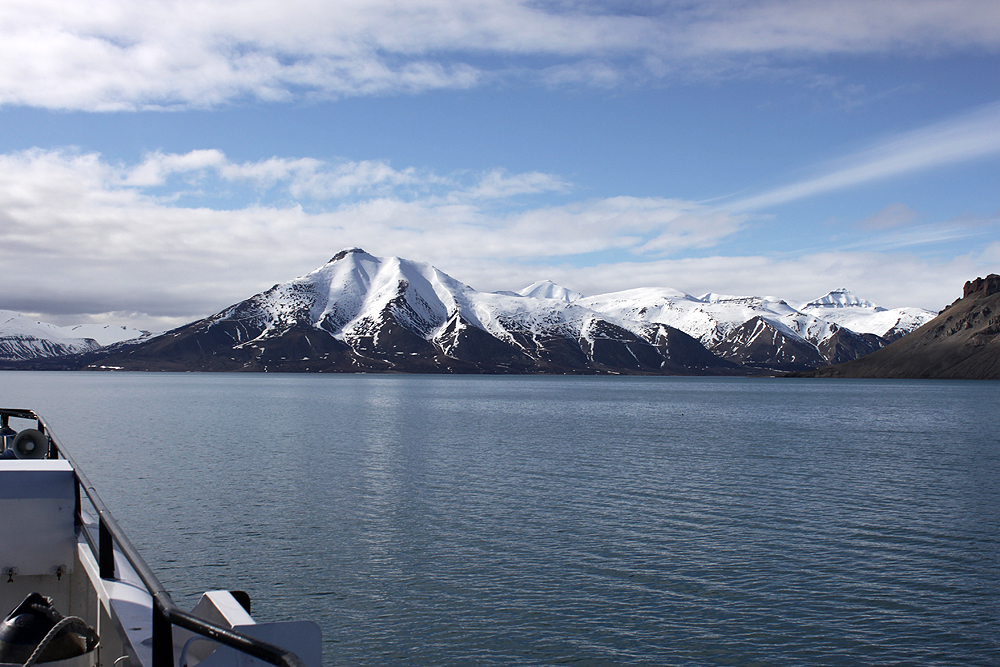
(575, 287, 933, 372)
(517, 280, 584, 302)
(86, 249, 737, 375)
(0, 310, 102, 360)
(797, 287, 934, 342)
(65, 323, 153, 347)
(0, 310, 151, 363)
(806, 274, 1000, 380)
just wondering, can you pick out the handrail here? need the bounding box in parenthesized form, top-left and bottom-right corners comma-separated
(1, 409, 309, 667)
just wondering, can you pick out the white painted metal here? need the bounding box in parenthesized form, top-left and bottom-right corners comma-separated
(0, 460, 76, 577)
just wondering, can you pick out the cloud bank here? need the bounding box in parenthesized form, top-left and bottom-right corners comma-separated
(0, 148, 748, 326)
(0, 145, 993, 328)
(1, 0, 998, 110)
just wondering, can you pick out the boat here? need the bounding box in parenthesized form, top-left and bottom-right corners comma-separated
(0, 408, 321, 667)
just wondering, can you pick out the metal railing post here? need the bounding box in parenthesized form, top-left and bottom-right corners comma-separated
(152, 602, 175, 667)
(74, 478, 84, 527)
(99, 515, 115, 579)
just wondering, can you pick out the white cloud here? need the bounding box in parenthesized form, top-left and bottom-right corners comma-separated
(472, 250, 987, 313)
(124, 150, 228, 186)
(2, 147, 992, 328)
(727, 100, 1000, 212)
(460, 169, 571, 200)
(2, 147, 995, 327)
(0, 148, 746, 324)
(287, 160, 428, 199)
(1, 0, 997, 109)
(218, 157, 325, 190)
(122, 150, 433, 198)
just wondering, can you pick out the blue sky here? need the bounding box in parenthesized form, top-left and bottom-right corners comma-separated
(1, 0, 998, 329)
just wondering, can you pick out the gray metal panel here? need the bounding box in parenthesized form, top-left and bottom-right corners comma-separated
(0, 461, 76, 575)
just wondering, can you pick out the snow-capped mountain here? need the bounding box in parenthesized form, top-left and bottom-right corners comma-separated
(577, 289, 798, 347)
(65, 324, 152, 347)
(568, 285, 934, 372)
(517, 280, 584, 302)
(89, 249, 735, 374)
(0, 311, 151, 362)
(17, 248, 936, 374)
(798, 288, 934, 341)
(808, 274, 1000, 380)
(0, 310, 102, 360)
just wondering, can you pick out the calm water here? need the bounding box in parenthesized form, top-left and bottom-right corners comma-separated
(1, 372, 998, 666)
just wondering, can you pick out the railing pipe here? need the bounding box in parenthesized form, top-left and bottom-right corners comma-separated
(152, 602, 175, 667)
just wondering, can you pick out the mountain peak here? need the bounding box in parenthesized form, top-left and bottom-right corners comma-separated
(804, 288, 879, 310)
(518, 280, 584, 302)
(963, 274, 1000, 298)
(328, 247, 368, 263)
(808, 274, 1000, 380)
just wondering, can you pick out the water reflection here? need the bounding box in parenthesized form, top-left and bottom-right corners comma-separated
(0, 373, 997, 666)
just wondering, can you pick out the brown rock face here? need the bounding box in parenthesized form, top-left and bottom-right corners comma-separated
(807, 274, 1000, 380)
(964, 274, 1000, 298)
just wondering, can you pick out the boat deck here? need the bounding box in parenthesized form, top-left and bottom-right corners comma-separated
(0, 410, 321, 667)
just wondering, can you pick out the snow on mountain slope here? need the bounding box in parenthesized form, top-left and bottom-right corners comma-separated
(107, 248, 734, 374)
(517, 280, 584, 302)
(65, 324, 152, 346)
(773, 310, 839, 346)
(574, 288, 719, 344)
(711, 316, 827, 371)
(0, 310, 102, 359)
(799, 289, 935, 340)
(801, 287, 879, 309)
(226, 249, 660, 357)
(213, 248, 480, 347)
(10, 249, 933, 373)
(576, 289, 813, 347)
(573, 286, 930, 366)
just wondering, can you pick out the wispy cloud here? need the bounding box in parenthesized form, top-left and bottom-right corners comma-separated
(727, 100, 1000, 212)
(443, 246, 993, 314)
(0, 149, 745, 323)
(840, 207, 1000, 252)
(0, 0, 997, 109)
(860, 203, 919, 230)
(458, 170, 572, 200)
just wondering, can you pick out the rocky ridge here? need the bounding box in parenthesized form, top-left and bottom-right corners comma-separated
(806, 274, 1000, 380)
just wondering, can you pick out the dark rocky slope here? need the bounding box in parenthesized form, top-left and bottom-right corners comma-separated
(807, 274, 1000, 380)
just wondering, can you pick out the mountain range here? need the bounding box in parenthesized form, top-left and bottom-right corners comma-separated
(0, 310, 150, 361)
(2, 248, 937, 374)
(806, 274, 1000, 380)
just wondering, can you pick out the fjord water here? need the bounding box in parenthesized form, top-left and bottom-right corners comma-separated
(2, 373, 998, 666)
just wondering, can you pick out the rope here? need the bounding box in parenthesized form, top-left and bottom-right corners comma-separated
(22, 616, 99, 667)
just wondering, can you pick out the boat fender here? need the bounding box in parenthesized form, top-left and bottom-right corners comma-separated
(0, 593, 97, 665)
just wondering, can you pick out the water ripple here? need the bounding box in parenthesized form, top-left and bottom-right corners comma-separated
(2, 373, 998, 666)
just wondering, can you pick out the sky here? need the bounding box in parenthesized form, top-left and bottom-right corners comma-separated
(1, 0, 999, 330)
